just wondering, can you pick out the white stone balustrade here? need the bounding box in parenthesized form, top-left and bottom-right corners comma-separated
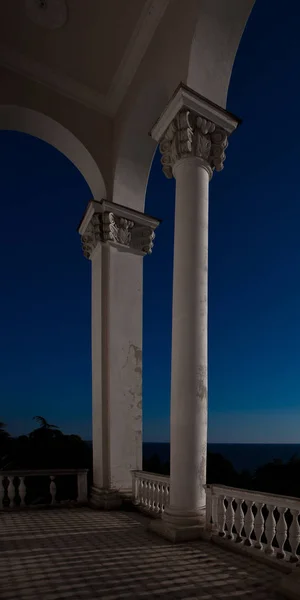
(0, 469, 89, 509)
(132, 470, 170, 516)
(206, 484, 300, 563)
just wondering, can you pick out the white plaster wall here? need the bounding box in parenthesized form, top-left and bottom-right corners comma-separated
(0, 66, 111, 199)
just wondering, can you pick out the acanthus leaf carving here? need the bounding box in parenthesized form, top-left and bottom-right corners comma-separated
(159, 109, 229, 178)
(80, 210, 156, 259)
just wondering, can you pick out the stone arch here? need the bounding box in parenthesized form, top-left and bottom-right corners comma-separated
(112, 0, 255, 215)
(0, 105, 107, 200)
(186, 0, 255, 108)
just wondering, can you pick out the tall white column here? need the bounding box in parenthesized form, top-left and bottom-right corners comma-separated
(149, 84, 239, 541)
(78, 199, 160, 508)
(168, 156, 209, 520)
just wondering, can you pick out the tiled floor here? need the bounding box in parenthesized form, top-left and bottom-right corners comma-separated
(0, 508, 282, 599)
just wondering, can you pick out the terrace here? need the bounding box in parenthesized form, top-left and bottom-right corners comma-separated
(1, 2, 299, 599)
(0, 470, 299, 599)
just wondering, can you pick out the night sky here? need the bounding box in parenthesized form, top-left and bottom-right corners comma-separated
(2, 0, 300, 443)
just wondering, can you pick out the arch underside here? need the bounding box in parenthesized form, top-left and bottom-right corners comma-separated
(112, 0, 255, 213)
(0, 0, 255, 214)
(0, 105, 106, 202)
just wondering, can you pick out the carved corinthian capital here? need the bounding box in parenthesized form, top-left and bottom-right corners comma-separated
(159, 110, 228, 179)
(151, 84, 240, 180)
(78, 200, 160, 260)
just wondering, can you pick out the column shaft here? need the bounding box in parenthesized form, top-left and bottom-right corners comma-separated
(91, 245, 143, 493)
(167, 156, 209, 521)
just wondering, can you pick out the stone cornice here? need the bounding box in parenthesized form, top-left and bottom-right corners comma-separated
(151, 83, 240, 141)
(78, 200, 161, 259)
(150, 84, 240, 179)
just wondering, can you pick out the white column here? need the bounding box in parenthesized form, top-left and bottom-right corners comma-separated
(167, 156, 209, 524)
(78, 199, 160, 508)
(149, 84, 239, 542)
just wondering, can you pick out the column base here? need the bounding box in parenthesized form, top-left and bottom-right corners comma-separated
(89, 486, 131, 510)
(148, 517, 209, 543)
(148, 505, 208, 543)
(278, 569, 300, 600)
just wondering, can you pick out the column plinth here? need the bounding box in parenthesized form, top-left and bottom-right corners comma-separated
(149, 83, 239, 542)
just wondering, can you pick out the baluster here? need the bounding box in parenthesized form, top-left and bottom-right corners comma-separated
(8, 477, 15, 508)
(254, 502, 264, 550)
(289, 509, 300, 562)
(164, 483, 170, 512)
(141, 479, 145, 506)
(160, 483, 165, 513)
(226, 496, 235, 540)
(156, 483, 160, 513)
(50, 476, 56, 505)
(217, 495, 226, 536)
(145, 480, 150, 508)
(161, 482, 165, 513)
(265, 504, 276, 555)
(144, 479, 148, 507)
(135, 476, 141, 506)
(0, 476, 4, 509)
(206, 487, 212, 530)
(159, 482, 164, 512)
(18, 477, 26, 507)
(235, 498, 245, 543)
(244, 501, 254, 546)
(156, 483, 161, 514)
(138, 477, 142, 505)
(150, 481, 155, 511)
(154, 481, 158, 511)
(277, 507, 288, 559)
(211, 493, 219, 534)
(149, 481, 154, 511)
(132, 472, 136, 504)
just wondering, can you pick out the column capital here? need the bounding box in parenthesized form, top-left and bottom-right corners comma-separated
(78, 199, 161, 260)
(150, 83, 240, 179)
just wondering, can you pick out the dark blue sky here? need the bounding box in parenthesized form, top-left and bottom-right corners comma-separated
(2, 0, 300, 442)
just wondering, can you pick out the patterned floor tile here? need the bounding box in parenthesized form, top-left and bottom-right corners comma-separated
(0, 508, 282, 599)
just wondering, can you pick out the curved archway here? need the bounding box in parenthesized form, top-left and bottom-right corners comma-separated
(187, 0, 255, 108)
(112, 0, 254, 215)
(0, 105, 106, 200)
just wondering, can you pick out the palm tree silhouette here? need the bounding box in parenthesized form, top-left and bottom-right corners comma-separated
(30, 416, 62, 441)
(33, 416, 60, 430)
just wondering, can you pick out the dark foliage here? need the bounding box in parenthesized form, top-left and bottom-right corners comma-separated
(143, 450, 300, 499)
(2, 419, 300, 499)
(0, 418, 92, 475)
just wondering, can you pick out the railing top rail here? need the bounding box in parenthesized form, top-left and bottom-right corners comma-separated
(206, 483, 300, 510)
(131, 470, 170, 483)
(0, 469, 89, 476)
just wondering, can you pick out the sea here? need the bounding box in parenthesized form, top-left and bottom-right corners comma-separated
(143, 443, 300, 474)
(85, 441, 300, 474)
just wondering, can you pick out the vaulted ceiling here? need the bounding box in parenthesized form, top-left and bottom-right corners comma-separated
(0, 0, 170, 116)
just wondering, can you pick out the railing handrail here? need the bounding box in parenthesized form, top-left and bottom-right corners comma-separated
(206, 483, 300, 510)
(132, 470, 170, 483)
(0, 468, 89, 477)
